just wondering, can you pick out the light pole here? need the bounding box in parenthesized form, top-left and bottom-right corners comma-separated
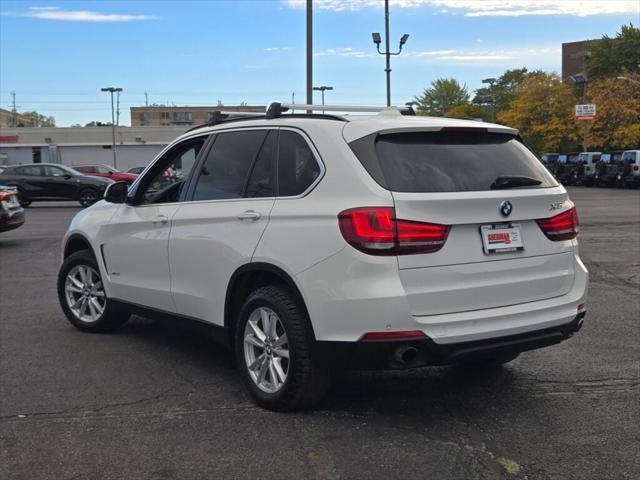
(101, 87, 122, 168)
(617, 76, 640, 87)
(481, 77, 497, 122)
(371, 0, 409, 107)
(313, 85, 333, 112)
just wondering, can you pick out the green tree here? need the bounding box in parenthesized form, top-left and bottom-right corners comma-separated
(498, 72, 580, 154)
(19, 111, 55, 127)
(473, 68, 533, 114)
(587, 24, 640, 80)
(414, 78, 469, 115)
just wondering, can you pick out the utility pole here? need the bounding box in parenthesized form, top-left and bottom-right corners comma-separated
(10, 91, 17, 127)
(101, 87, 122, 169)
(481, 77, 497, 122)
(306, 0, 313, 113)
(372, 0, 409, 107)
(116, 90, 121, 126)
(145, 91, 149, 106)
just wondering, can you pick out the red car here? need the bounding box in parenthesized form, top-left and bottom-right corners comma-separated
(73, 164, 138, 184)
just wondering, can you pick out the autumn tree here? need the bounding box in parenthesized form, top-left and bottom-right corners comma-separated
(414, 78, 469, 115)
(445, 103, 488, 121)
(585, 74, 640, 150)
(498, 72, 580, 154)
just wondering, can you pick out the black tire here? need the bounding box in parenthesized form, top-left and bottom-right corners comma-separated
(234, 285, 331, 411)
(460, 351, 520, 367)
(57, 250, 129, 333)
(78, 188, 100, 207)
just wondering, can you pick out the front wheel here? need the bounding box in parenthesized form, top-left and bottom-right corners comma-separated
(235, 286, 331, 411)
(78, 188, 100, 207)
(57, 250, 129, 332)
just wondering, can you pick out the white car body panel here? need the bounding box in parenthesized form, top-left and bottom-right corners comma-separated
(169, 197, 275, 324)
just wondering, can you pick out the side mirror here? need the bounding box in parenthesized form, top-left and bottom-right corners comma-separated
(104, 181, 128, 204)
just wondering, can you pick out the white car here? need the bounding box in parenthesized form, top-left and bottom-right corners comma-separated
(57, 103, 588, 410)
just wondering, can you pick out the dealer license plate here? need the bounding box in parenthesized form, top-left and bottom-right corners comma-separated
(480, 224, 524, 254)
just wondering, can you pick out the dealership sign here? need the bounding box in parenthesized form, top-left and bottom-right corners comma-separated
(575, 104, 596, 121)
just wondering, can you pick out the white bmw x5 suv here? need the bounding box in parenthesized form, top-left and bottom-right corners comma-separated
(58, 103, 588, 410)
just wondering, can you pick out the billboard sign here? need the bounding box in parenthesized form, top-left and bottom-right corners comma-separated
(575, 104, 596, 121)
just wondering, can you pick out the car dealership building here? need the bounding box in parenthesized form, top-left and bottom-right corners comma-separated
(0, 126, 187, 172)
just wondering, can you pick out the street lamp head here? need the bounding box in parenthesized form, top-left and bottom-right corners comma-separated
(372, 32, 382, 45)
(399, 34, 410, 46)
(482, 78, 497, 85)
(101, 87, 123, 92)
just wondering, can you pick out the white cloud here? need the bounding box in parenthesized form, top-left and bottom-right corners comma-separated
(23, 6, 155, 22)
(408, 46, 560, 63)
(315, 47, 373, 58)
(415, 49, 457, 56)
(285, 0, 639, 17)
(263, 46, 295, 52)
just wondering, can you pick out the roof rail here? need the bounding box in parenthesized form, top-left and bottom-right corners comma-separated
(266, 102, 415, 119)
(184, 111, 266, 133)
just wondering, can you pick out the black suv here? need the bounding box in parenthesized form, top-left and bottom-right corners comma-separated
(0, 163, 113, 207)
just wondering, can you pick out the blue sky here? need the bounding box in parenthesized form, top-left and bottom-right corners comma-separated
(1, 0, 638, 126)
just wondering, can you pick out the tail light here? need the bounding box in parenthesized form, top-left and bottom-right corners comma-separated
(362, 330, 425, 340)
(536, 206, 579, 241)
(338, 207, 450, 255)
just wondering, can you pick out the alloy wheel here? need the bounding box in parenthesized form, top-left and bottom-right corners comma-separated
(243, 307, 290, 394)
(64, 265, 106, 323)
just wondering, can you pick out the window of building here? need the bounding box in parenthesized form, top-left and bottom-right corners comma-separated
(139, 112, 149, 126)
(172, 112, 193, 125)
(160, 112, 170, 120)
(278, 130, 321, 196)
(192, 130, 267, 201)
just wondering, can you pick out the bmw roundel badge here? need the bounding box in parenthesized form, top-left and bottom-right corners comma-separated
(500, 200, 513, 217)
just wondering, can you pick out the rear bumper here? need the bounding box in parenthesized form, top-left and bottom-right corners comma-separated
(318, 312, 585, 370)
(0, 209, 25, 232)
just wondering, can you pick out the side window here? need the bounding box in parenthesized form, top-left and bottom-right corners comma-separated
(245, 131, 276, 198)
(192, 130, 267, 201)
(140, 137, 206, 204)
(17, 165, 42, 176)
(95, 166, 111, 174)
(278, 130, 321, 196)
(44, 166, 66, 177)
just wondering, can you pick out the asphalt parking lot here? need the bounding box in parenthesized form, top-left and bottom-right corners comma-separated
(1, 187, 639, 480)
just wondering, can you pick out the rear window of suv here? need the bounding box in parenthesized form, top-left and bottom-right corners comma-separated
(350, 131, 557, 192)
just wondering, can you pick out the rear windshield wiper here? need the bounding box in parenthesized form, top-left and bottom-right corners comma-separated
(490, 175, 542, 190)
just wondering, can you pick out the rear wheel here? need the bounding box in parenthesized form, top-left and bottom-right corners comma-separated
(235, 285, 331, 411)
(78, 188, 99, 207)
(57, 250, 129, 332)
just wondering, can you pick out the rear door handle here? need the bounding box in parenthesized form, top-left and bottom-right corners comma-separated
(237, 210, 261, 221)
(152, 215, 169, 225)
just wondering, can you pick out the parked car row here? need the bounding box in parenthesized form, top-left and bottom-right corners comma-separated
(0, 164, 140, 208)
(542, 150, 640, 188)
(0, 185, 25, 233)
